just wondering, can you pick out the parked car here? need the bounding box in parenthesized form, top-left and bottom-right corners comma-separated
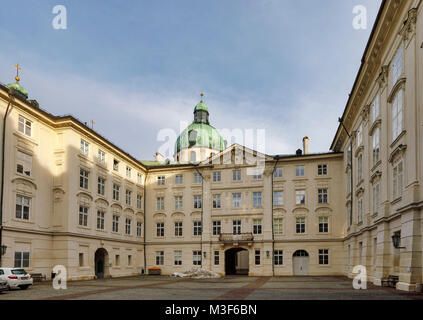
(0, 268, 33, 290)
(0, 279, 7, 292)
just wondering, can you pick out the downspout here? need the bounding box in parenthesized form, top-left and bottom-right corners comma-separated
(194, 165, 204, 266)
(143, 171, 148, 274)
(0, 90, 13, 267)
(271, 156, 280, 276)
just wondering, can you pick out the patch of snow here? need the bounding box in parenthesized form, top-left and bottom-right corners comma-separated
(171, 268, 221, 279)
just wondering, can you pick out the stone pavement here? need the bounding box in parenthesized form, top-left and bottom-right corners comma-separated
(0, 276, 422, 300)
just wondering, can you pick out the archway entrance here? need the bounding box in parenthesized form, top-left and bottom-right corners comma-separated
(293, 250, 309, 276)
(225, 248, 249, 275)
(94, 248, 109, 279)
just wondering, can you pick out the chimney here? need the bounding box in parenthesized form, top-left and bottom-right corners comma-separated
(302, 136, 310, 155)
(155, 152, 165, 163)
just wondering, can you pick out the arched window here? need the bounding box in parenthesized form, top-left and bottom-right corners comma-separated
(293, 250, 309, 257)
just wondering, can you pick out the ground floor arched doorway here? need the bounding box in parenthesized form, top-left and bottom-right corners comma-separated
(293, 250, 309, 276)
(225, 248, 249, 275)
(95, 248, 109, 279)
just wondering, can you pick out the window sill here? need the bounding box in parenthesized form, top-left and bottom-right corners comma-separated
(391, 197, 402, 205)
(77, 225, 91, 230)
(12, 218, 34, 224)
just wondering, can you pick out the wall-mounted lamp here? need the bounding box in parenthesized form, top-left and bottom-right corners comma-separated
(0, 245, 6, 256)
(266, 251, 270, 258)
(392, 233, 406, 249)
(203, 252, 207, 258)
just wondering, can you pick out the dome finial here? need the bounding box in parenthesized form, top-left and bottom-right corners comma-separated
(14, 63, 22, 83)
(200, 92, 204, 103)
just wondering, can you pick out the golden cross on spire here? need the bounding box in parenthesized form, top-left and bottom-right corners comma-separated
(14, 63, 22, 83)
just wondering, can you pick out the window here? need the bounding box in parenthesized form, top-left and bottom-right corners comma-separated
(15, 195, 30, 220)
(318, 164, 327, 176)
(156, 197, 164, 211)
(156, 251, 164, 265)
(213, 194, 221, 209)
(357, 154, 363, 182)
(358, 197, 363, 223)
(190, 151, 196, 162)
(193, 195, 202, 209)
(79, 253, 84, 267)
(296, 190, 306, 205)
(14, 252, 30, 268)
(392, 90, 403, 141)
(125, 218, 131, 235)
(213, 171, 221, 182)
(319, 217, 329, 233)
(393, 160, 403, 199)
(255, 250, 261, 265)
(97, 177, 105, 196)
(193, 251, 202, 266)
(97, 210, 105, 230)
(174, 251, 182, 266)
(373, 128, 380, 165)
(252, 169, 262, 180)
(213, 221, 221, 236)
(319, 249, 329, 265)
(193, 173, 202, 184)
(214, 251, 220, 265)
(273, 167, 283, 178)
(137, 173, 143, 184)
(193, 221, 202, 236)
(137, 222, 142, 237)
(233, 220, 241, 235)
(125, 190, 132, 206)
(157, 176, 165, 186)
(80, 139, 89, 156)
(112, 215, 119, 232)
(273, 218, 283, 235)
(173, 196, 183, 210)
(232, 193, 242, 208)
(253, 192, 262, 207)
(318, 189, 328, 204)
(175, 174, 183, 184)
(296, 165, 305, 177)
(126, 166, 132, 179)
(175, 221, 183, 237)
(253, 219, 262, 235)
(17, 151, 32, 176)
(232, 169, 241, 181)
(273, 191, 283, 206)
(80, 168, 89, 189)
(128, 255, 132, 266)
(112, 184, 120, 201)
(357, 123, 363, 147)
(98, 150, 106, 165)
(79, 205, 88, 227)
(392, 46, 403, 86)
(18, 116, 32, 137)
(347, 169, 352, 194)
(156, 222, 165, 237)
(137, 194, 143, 209)
(113, 159, 119, 171)
(372, 94, 380, 123)
(373, 183, 380, 214)
(274, 250, 283, 265)
(115, 255, 120, 266)
(296, 217, 306, 234)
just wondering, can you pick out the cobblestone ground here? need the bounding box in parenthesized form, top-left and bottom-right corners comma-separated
(0, 276, 422, 300)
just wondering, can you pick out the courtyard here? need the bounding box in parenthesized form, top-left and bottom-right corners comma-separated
(0, 276, 422, 300)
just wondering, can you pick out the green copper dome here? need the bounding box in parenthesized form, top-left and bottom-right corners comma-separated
(6, 82, 28, 99)
(194, 101, 209, 113)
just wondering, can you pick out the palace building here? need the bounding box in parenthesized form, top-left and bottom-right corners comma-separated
(0, 0, 422, 292)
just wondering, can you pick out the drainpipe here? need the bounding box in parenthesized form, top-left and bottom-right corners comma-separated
(0, 90, 13, 268)
(194, 164, 204, 266)
(271, 156, 280, 276)
(143, 171, 148, 275)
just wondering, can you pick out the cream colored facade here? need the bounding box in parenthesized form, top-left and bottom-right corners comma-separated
(0, 0, 421, 292)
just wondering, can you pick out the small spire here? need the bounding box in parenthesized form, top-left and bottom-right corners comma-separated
(90, 119, 95, 129)
(14, 63, 22, 83)
(200, 92, 204, 103)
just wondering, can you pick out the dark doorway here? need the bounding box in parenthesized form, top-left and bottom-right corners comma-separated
(225, 248, 249, 275)
(95, 248, 109, 279)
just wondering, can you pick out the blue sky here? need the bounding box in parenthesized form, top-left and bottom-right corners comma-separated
(0, 0, 381, 160)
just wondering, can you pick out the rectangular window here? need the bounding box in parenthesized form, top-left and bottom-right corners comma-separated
(156, 222, 165, 237)
(98, 150, 106, 165)
(213, 171, 221, 182)
(126, 166, 132, 179)
(80, 139, 89, 156)
(273, 191, 283, 206)
(79, 205, 88, 227)
(128, 255, 132, 266)
(80, 168, 89, 189)
(193, 251, 202, 266)
(175, 221, 183, 237)
(357, 154, 363, 182)
(319, 249, 329, 265)
(137, 194, 143, 209)
(372, 94, 380, 123)
(274, 250, 283, 265)
(232, 169, 241, 181)
(97, 210, 105, 230)
(112, 215, 119, 232)
(273, 218, 283, 235)
(193, 173, 202, 184)
(14, 252, 30, 268)
(252, 169, 262, 180)
(232, 193, 242, 208)
(358, 197, 363, 223)
(318, 217, 329, 233)
(296, 165, 305, 177)
(174, 196, 183, 210)
(296, 217, 306, 234)
(137, 222, 142, 237)
(392, 90, 403, 141)
(174, 250, 182, 266)
(318, 189, 328, 204)
(17, 151, 32, 176)
(175, 174, 183, 184)
(112, 184, 120, 201)
(296, 190, 306, 205)
(156, 251, 164, 265)
(125, 190, 132, 206)
(273, 167, 283, 178)
(193, 195, 202, 209)
(97, 177, 105, 196)
(214, 251, 220, 265)
(115, 255, 120, 266)
(137, 173, 143, 184)
(233, 220, 241, 235)
(125, 218, 131, 235)
(253, 219, 262, 235)
(393, 160, 403, 199)
(15, 195, 30, 220)
(18, 116, 32, 137)
(255, 250, 261, 265)
(113, 159, 119, 171)
(157, 176, 165, 186)
(373, 128, 380, 165)
(253, 192, 262, 207)
(373, 183, 380, 214)
(156, 197, 165, 211)
(392, 46, 403, 86)
(318, 164, 327, 176)
(79, 253, 84, 267)
(212, 221, 221, 236)
(193, 221, 202, 236)
(213, 194, 221, 209)
(357, 123, 363, 146)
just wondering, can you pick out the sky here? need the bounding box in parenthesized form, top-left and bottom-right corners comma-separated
(0, 0, 382, 160)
